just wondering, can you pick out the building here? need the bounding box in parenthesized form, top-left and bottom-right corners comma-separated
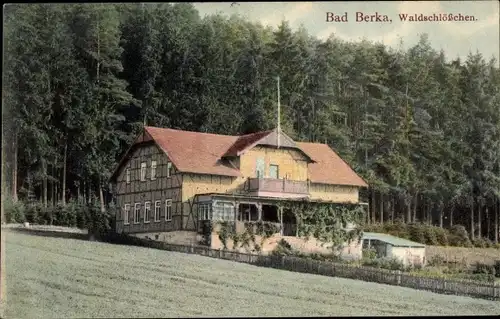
(362, 232, 426, 266)
(109, 126, 368, 249)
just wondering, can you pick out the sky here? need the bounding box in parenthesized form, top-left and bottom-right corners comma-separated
(193, 1, 500, 65)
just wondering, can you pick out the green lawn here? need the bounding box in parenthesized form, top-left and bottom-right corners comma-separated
(3, 229, 500, 318)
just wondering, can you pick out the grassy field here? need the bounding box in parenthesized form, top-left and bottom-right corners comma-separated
(3, 230, 500, 318)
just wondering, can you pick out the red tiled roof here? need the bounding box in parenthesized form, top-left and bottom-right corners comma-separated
(113, 126, 368, 187)
(297, 142, 368, 187)
(145, 126, 241, 177)
(222, 130, 274, 157)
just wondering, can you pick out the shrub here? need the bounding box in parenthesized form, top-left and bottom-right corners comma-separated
(362, 257, 406, 271)
(432, 227, 449, 246)
(362, 248, 377, 260)
(3, 199, 26, 223)
(427, 255, 446, 267)
(472, 237, 488, 248)
(448, 225, 471, 247)
(494, 260, 500, 278)
(272, 239, 294, 256)
(473, 262, 496, 276)
(408, 223, 426, 244)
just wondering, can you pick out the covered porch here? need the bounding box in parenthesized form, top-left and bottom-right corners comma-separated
(195, 193, 301, 236)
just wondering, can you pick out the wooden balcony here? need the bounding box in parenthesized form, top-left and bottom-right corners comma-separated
(246, 178, 309, 199)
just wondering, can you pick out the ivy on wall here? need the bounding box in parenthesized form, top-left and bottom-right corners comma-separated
(213, 201, 366, 254)
(282, 201, 366, 250)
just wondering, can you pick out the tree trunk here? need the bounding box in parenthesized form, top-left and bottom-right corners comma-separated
(495, 199, 499, 244)
(390, 195, 394, 223)
(412, 194, 418, 223)
(439, 202, 444, 228)
(62, 141, 67, 206)
(55, 175, 58, 207)
(379, 192, 384, 224)
(486, 207, 490, 241)
(51, 165, 55, 206)
(42, 160, 48, 207)
(427, 201, 432, 225)
(83, 180, 87, 204)
(450, 203, 454, 227)
(12, 132, 18, 202)
(88, 182, 92, 204)
(478, 203, 482, 239)
(406, 196, 412, 224)
(99, 185, 105, 213)
(371, 189, 376, 224)
(77, 180, 81, 204)
(470, 200, 474, 240)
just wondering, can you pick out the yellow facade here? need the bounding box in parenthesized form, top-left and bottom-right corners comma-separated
(309, 184, 359, 203)
(181, 145, 360, 204)
(239, 146, 309, 181)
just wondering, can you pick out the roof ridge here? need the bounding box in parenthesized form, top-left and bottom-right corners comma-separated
(146, 126, 275, 139)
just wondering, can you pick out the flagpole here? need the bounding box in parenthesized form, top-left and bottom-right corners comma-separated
(277, 75, 280, 148)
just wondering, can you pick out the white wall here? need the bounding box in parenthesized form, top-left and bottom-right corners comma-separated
(389, 246, 426, 266)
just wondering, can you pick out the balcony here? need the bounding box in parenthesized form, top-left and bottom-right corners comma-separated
(246, 178, 309, 199)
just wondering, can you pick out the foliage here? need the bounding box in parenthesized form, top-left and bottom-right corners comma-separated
(362, 248, 377, 260)
(448, 225, 472, 247)
(364, 222, 470, 247)
(472, 262, 496, 277)
(213, 220, 280, 251)
(4, 199, 26, 223)
(3, 3, 500, 244)
(362, 257, 407, 271)
(285, 202, 365, 253)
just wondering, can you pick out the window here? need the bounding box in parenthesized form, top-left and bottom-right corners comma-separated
(167, 162, 173, 178)
(198, 204, 211, 220)
(144, 201, 151, 223)
(134, 203, 141, 224)
(256, 157, 265, 178)
(123, 204, 130, 225)
(126, 168, 131, 184)
(213, 202, 235, 221)
(154, 201, 161, 222)
(151, 161, 157, 180)
(165, 199, 172, 221)
(140, 162, 147, 181)
(269, 164, 279, 179)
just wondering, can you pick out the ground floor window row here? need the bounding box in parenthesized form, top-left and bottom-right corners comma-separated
(123, 200, 172, 224)
(197, 201, 287, 224)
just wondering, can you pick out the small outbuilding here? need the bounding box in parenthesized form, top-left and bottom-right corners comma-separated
(362, 232, 426, 267)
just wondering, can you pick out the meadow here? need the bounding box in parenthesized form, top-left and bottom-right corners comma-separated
(3, 229, 500, 318)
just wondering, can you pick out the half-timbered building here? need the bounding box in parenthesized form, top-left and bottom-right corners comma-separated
(110, 126, 368, 242)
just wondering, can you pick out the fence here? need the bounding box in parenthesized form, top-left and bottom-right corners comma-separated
(102, 233, 500, 301)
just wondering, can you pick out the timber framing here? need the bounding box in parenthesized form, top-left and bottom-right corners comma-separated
(110, 126, 369, 236)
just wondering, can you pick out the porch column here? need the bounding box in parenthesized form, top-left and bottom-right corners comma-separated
(257, 203, 262, 221)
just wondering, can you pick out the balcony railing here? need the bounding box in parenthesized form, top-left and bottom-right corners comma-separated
(247, 178, 309, 197)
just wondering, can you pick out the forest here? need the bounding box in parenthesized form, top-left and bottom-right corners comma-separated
(2, 4, 499, 243)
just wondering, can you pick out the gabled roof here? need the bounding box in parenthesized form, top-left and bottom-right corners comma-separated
(297, 142, 368, 187)
(362, 232, 425, 248)
(110, 126, 369, 188)
(223, 130, 274, 157)
(145, 126, 241, 177)
(222, 128, 315, 162)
